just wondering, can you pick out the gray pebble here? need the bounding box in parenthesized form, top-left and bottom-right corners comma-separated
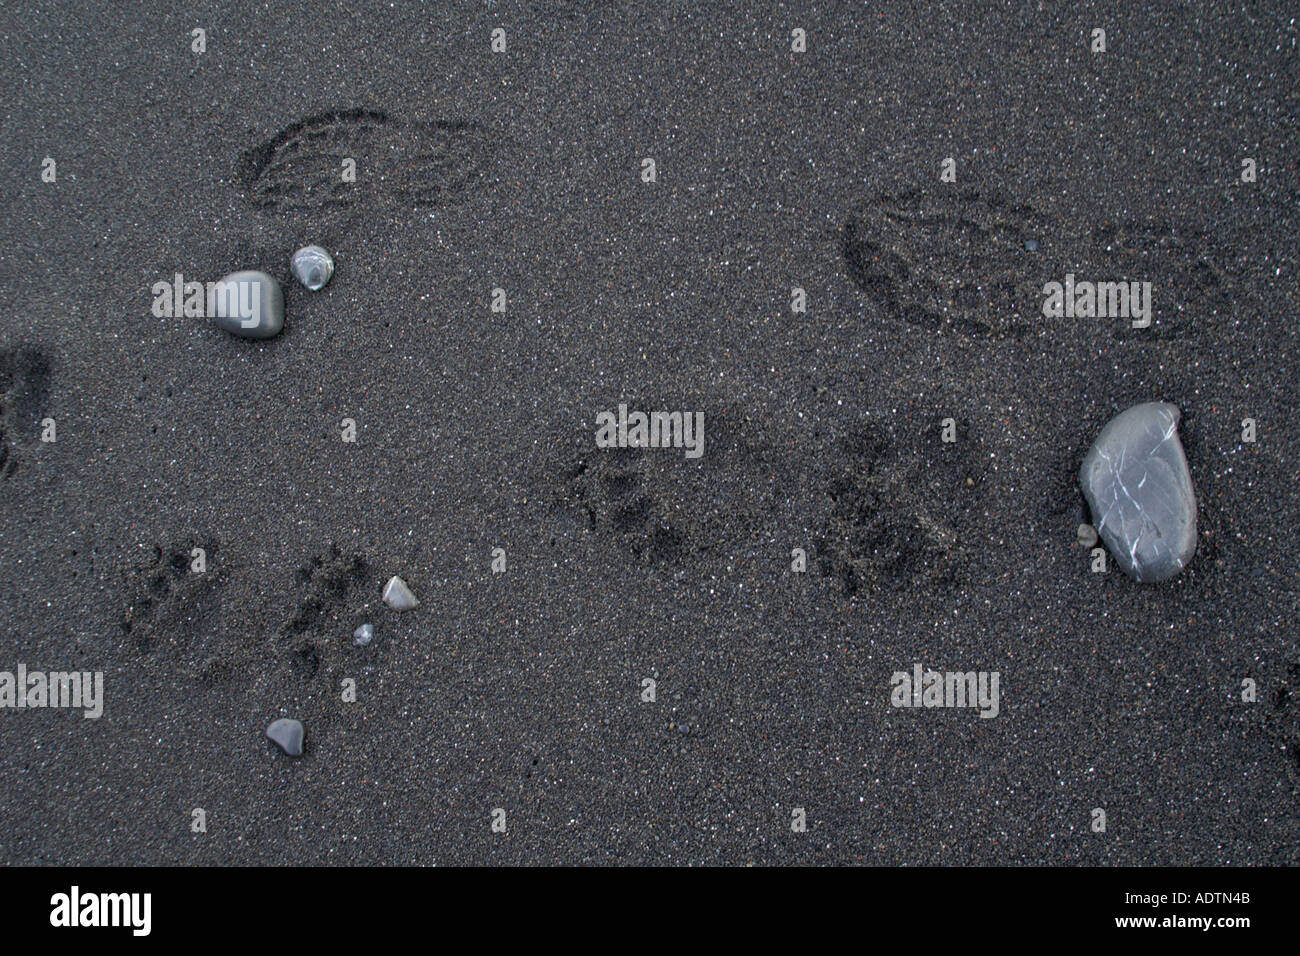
(1077, 523, 1098, 548)
(382, 576, 419, 611)
(266, 717, 304, 757)
(211, 270, 284, 339)
(352, 623, 374, 646)
(1024, 239, 1039, 251)
(1079, 402, 1197, 582)
(290, 245, 334, 291)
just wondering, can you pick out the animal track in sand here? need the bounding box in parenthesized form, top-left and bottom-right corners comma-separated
(278, 543, 373, 681)
(815, 417, 986, 594)
(120, 538, 233, 682)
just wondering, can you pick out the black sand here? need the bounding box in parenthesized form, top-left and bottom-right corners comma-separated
(1, 1, 1297, 864)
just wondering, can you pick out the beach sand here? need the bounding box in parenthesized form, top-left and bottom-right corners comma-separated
(0, 1, 1296, 864)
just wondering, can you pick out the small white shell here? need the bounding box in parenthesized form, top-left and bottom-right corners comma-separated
(290, 244, 334, 291)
